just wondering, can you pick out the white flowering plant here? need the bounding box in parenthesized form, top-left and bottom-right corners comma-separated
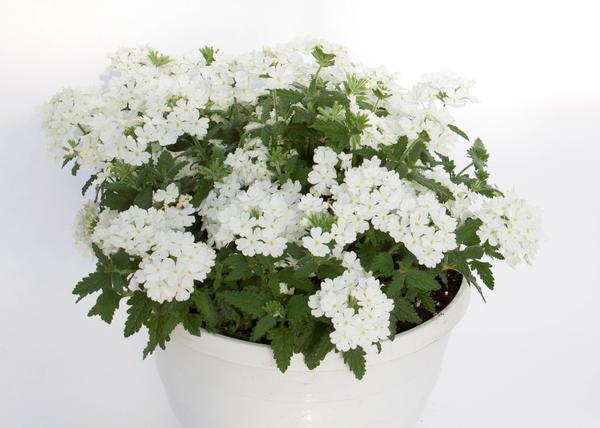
(44, 40, 542, 379)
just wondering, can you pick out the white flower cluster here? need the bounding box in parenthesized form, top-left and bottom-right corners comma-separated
(308, 252, 394, 352)
(43, 40, 476, 176)
(199, 143, 304, 257)
(476, 194, 543, 266)
(74, 201, 99, 250)
(91, 185, 215, 303)
(303, 151, 458, 268)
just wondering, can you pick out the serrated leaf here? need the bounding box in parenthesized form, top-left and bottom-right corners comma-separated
(73, 271, 110, 302)
(462, 245, 484, 260)
(405, 270, 441, 291)
(219, 291, 270, 318)
(311, 45, 336, 67)
(191, 290, 216, 325)
(124, 292, 153, 337)
(143, 312, 181, 358)
(88, 289, 121, 324)
(467, 138, 489, 171)
(343, 348, 367, 380)
(133, 187, 153, 209)
(416, 289, 436, 314)
(471, 260, 495, 290)
(371, 253, 394, 276)
(303, 332, 334, 369)
(270, 326, 295, 372)
(408, 171, 455, 202)
(190, 180, 212, 208)
(287, 295, 310, 324)
(250, 315, 277, 342)
(392, 295, 421, 324)
(102, 183, 137, 211)
(455, 218, 483, 245)
(181, 313, 203, 336)
(316, 259, 345, 279)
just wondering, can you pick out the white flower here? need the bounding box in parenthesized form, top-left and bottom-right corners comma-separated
(476, 194, 542, 266)
(302, 227, 332, 257)
(153, 183, 180, 205)
(308, 268, 393, 352)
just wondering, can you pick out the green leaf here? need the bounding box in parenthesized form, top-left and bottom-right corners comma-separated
(124, 292, 154, 337)
(147, 49, 170, 67)
(416, 290, 436, 314)
(219, 291, 270, 318)
(448, 124, 469, 140)
(143, 313, 181, 358)
(408, 171, 455, 202)
(455, 218, 483, 245)
(316, 259, 345, 279)
(270, 326, 295, 372)
(88, 289, 121, 324)
(392, 296, 421, 323)
(294, 257, 318, 280)
(182, 313, 203, 336)
(102, 183, 137, 211)
(200, 46, 217, 65)
(467, 138, 490, 171)
(223, 254, 253, 282)
(133, 187, 153, 209)
(190, 178, 212, 207)
(73, 271, 109, 302)
(371, 253, 394, 276)
(191, 290, 216, 325)
(287, 295, 311, 324)
(304, 329, 334, 370)
(462, 245, 485, 260)
(405, 270, 441, 291)
(81, 174, 97, 195)
(343, 348, 367, 380)
(250, 315, 277, 342)
(384, 271, 406, 310)
(311, 45, 336, 67)
(471, 260, 495, 290)
(156, 151, 175, 178)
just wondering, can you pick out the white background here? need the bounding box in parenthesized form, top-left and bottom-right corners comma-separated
(1, 0, 599, 427)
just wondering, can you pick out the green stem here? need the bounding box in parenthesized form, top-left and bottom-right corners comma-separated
(399, 138, 420, 162)
(457, 162, 474, 176)
(271, 89, 279, 119)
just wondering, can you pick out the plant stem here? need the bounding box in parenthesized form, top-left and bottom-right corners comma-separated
(271, 89, 278, 119)
(399, 138, 420, 162)
(457, 162, 474, 176)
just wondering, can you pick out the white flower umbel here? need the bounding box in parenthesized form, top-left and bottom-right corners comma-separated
(199, 144, 304, 258)
(308, 265, 394, 352)
(91, 191, 216, 303)
(327, 157, 458, 268)
(476, 194, 543, 266)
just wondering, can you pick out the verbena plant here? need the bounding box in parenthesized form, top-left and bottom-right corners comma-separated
(43, 40, 541, 379)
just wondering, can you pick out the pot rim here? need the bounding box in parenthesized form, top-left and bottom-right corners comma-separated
(167, 279, 471, 372)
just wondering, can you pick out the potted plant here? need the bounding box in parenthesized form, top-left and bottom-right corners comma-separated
(43, 40, 542, 428)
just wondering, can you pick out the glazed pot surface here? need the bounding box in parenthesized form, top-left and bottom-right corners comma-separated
(155, 281, 470, 428)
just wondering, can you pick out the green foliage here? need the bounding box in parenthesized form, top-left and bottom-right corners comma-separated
(343, 348, 367, 380)
(148, 49, 171, 67)
(311, 45, 336, 68)
(219, 291, 270, 318)
(124, 292, 154, 337)
(88, 289, 121, 323)
(269, 326, 295, 372)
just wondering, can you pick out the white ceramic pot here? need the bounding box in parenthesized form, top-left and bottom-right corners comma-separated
(155, 281, 470, 428)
